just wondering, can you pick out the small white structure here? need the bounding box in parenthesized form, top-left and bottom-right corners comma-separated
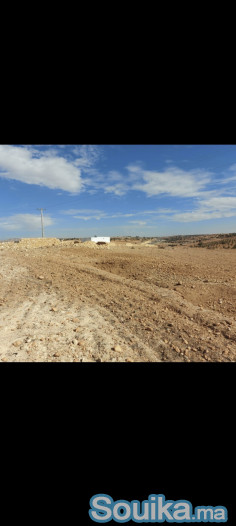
(91, 237, 110, 244)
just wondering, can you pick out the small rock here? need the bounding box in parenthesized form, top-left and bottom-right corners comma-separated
(12, 340, 23, 347)
(172, 346, 181, 353)
(37, 276, 44, 280)
(113, 344, 123, 353)
(50, 307, 58, 312)
(77, 340, 86, 347)
(53, 352, 60, 357)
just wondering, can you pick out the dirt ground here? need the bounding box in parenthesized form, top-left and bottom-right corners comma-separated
(0, 239, 236, 362)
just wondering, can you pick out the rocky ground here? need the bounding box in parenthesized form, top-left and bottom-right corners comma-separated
(0, 238, 236, 362)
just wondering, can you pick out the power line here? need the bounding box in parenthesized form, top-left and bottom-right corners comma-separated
(37, 208, 46, 237)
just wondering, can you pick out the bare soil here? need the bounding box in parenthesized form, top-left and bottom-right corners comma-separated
(0, 239, 236, 362)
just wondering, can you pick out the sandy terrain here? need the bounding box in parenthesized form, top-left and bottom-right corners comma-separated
(0, 238, 236, 362)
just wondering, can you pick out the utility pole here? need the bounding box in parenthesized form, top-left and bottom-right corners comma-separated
(37, 208, 46, 238)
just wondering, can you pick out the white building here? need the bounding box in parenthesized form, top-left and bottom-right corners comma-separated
(91, 237, 110, 244)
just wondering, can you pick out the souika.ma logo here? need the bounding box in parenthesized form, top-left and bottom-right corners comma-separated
(89, 494, 228, 523)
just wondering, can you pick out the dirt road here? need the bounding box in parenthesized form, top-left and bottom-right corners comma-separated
(0, 240, 236, 362)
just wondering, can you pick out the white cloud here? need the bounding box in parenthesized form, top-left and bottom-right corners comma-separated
(0, 213, 54, 231)
(111, 213, 135, 218)
(106, 170, 124, 182)
(61, 208, 180, 221)
(140, 208, 179, 215)
(0, 145, 83, 193)
(129, 165, 212, 197)
(62, 209, 108, 221)
(84, 169, 129, 196)
(201, 197, 236, 211)
(73, 214, 106, 221)
(72, 145, 103, 168)
(65, 210, 137, 221)
(172, 210, 236, 222)
(62, 209, 104, 215)
(129, 220, 147, 225)
(172, 197, 236, 222)
(61, 209, 140, 221)
(104, 183, 128, 196)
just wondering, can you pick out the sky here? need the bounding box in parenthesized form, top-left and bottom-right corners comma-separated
(0, 144, 236, 239)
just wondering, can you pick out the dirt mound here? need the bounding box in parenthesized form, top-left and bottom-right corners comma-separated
(82, 241, 110, 249)
(19, 238, 61, 248)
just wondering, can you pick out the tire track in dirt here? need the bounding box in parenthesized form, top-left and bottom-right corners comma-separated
(0, 255, 162, 361)
(50, 262, 236, 361)
(0, 291, 161, 362)
(1, 245, 236, 362)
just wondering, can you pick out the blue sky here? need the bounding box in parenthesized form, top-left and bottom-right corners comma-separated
(1, 144, 236, 239)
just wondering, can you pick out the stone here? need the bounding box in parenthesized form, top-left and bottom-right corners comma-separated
(113, 344, 123, 353)
(77, 340, 86, 347)
(172, 346, 181, 353)
(12, 340, 23, 347)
